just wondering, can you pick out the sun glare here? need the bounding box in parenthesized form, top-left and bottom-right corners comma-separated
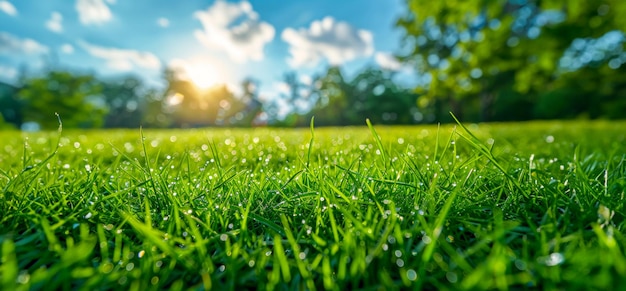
(184, 62, 219, 89)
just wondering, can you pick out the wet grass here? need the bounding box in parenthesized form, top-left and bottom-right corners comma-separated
(1, 119, 625, 290)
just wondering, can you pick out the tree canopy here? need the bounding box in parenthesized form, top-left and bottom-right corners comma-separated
(17, 70, 107, 129)
(397, 0, 626, 122)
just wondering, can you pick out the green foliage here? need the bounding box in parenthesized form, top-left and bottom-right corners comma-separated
(306, 66, 420, 126)
(17, 70, 108, 129)
(99, 76, 147, 128)
(397, 0, 626, 122)
(0, 81, 22, 127)
(308, 67, 350, 125)
(0, 121, 625, 289)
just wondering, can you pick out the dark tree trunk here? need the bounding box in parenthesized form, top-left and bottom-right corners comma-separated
(480, 92, 495, 122)
(449, 98, 464, 121)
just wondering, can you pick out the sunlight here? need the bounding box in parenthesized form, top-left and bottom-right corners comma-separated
(169, 57, 222, 90)
(166, 92, 184, 106)
(184, 62, 219, 89)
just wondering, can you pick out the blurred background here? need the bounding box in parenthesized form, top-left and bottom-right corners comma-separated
(0, 0, 625, 130)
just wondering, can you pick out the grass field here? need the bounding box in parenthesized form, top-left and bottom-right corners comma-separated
(1, 119, 625, 290)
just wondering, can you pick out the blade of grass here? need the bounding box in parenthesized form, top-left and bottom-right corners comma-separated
(366, 118, 387, 169)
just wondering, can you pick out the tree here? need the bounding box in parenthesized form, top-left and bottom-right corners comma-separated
(397, 0, 626, 122)
(100, 76, 146, 128)
(17, 70, 107, 129)
(307, 66, 351, 126)
(0, 81, 21, 128)
(141, 88, 172, 128)
(231, 78, 263, 126)
(305, 66, 420, 126)
(346, 67, 419, 124)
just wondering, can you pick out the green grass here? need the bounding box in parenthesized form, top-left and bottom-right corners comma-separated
(1, 119, 625, 290)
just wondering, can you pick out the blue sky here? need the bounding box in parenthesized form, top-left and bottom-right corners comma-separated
(0, 0, 410, 97)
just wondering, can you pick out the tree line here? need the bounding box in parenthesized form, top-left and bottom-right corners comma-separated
(0, 65, 422, 130)
(1, 0, 625, 130)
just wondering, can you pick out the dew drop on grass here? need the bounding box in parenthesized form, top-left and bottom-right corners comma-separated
(446, 272, 458, 283)
(396, 259, 405, 267)
(218, 265, 226, 272)
(539, 252, 565, 266)
(138, 250, 145, 258)
(220, 234, 228, 241)
(101, 262, 114, 273)
(514, 259, 527, 270)
(126, 263, 135, 271)
(17, 271, 30, 284)
(249, 260, 255, 267)
(84, 212, 93, 219)
(407, 269, 418, 281)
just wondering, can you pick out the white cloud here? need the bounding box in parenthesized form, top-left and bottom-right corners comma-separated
(193, 0, 275, 63)
(157, 17, 169, 28)
(281, 16, 374, 68)
(299, 74, 312, 86)
(75, 0, 112, 25)
(61, 43, 74, 54)
(79, 41, 161, 71)
(46, 12, 63, 33)
(276, 81, 290, 96)
(0, 1, 17, 16)
(0, 65, 17, 79)
(375, 52, 403, 71)
(0, 32, 48, 55)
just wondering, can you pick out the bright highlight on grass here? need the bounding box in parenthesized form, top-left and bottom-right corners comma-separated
(0, 119, 625, 290)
